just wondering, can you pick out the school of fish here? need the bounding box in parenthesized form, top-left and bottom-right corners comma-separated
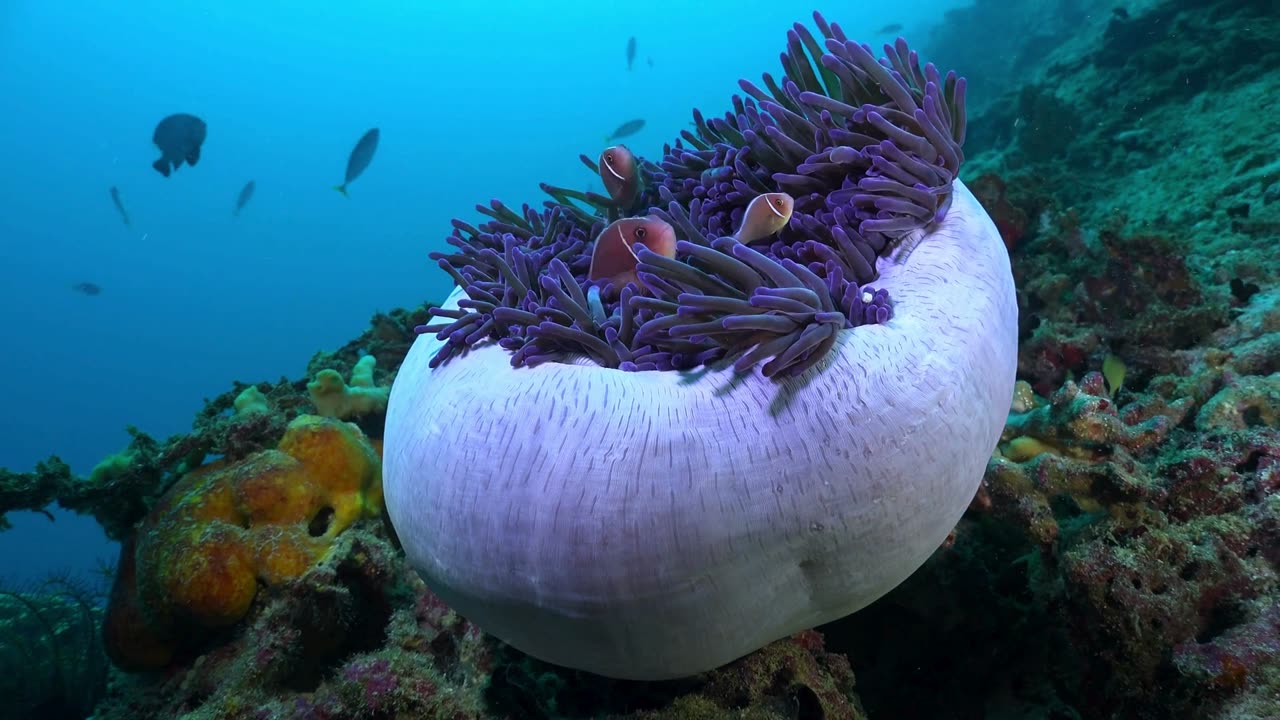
(92, 35, 669, 296)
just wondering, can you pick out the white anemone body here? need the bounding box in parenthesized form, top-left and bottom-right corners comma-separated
(384, 180, 1018, 680)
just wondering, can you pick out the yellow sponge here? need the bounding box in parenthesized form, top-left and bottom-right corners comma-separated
(307, 355, 389, 419)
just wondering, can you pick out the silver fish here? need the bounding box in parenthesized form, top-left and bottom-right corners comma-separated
(152, 113, 207, 177)
(234, 180, 256, 216)
(334, 128, 380, 197)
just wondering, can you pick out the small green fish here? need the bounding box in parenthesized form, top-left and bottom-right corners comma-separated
(605, 118, 645, 143)
(1102, 354, 1126, 396)
(334, 128, 380, 197)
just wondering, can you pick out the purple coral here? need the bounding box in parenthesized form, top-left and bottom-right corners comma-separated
(416, 11, 963, 378)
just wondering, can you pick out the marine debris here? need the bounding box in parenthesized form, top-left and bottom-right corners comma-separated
(0, 578, 108, 720)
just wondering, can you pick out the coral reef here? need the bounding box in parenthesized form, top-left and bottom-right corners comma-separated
(93, 528, 868, 720)
(819, 366, 1277, 719)
(0, 0, 1276, 717)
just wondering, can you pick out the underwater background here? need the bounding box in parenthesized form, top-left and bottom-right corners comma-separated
(0, 0, 951, 583)
(1, 0, 1277, 718)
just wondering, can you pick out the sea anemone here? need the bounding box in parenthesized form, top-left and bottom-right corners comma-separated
(384, 11, 1017, 681)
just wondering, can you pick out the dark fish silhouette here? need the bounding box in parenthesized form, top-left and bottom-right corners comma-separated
(605, 118, 645, 143)
(152, 113, 207, 177)
(647, 57, 654, 69)
(72, 282, 102, 296)
(109, 186, 130, 226)
(334, 128, 380, 197)
(626, 37, 636, 70)
(876, 23, 903, 34)
(234, 180, 256, 216)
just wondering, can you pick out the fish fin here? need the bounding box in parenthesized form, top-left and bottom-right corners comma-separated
(152, 159, 170, 177)
(333, 185, 349, 197)
(187, 145, 201, 167)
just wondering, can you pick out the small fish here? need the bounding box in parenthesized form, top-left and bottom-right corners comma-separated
(626, 37, 637, 70)
(647, 57, 654, 69)
(152, 113, 207, 177)
(1102, 353, 1126, 396)
(733, 193, 794, 244)
(588, 216, 676, 287)
(72, 281, 102, 296)
(876, 23, 903, 34)
(234, 180, 256, 216)
(598, 145, 641, 208)
(109, 186, 130, 226)
(334, 128, 380, 197)
(605, 118, 645, 143)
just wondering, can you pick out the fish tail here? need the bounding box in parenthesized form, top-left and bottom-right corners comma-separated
(333, 184, 348, 197)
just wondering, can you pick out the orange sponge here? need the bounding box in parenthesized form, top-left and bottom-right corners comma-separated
(104, 415, 382, 670)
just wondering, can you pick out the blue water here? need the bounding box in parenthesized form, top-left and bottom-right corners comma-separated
(0, 0, 961, 584)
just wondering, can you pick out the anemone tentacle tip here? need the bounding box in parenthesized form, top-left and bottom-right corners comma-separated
(385, 15, 1015, 681)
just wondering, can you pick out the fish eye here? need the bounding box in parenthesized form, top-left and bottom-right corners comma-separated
(634, 227, 648, 240)
(604, 152, 615, 164)
(772, 197, 784, 208)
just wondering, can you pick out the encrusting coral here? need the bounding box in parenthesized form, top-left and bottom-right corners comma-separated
(384, 10, 1018, 681)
